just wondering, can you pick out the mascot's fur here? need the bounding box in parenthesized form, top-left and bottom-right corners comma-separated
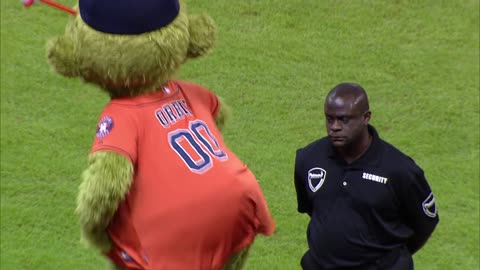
(46, 1, 272, 269)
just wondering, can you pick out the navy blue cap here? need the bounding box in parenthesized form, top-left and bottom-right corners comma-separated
(79, 0, 180, 34)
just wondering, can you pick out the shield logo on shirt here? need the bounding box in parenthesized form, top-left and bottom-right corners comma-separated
(308, 167, 326, 192)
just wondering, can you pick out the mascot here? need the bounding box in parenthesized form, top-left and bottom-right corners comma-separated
(46, 0, 275, 269)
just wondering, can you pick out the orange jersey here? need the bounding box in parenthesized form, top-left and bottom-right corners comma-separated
(91, 80, 275, 270)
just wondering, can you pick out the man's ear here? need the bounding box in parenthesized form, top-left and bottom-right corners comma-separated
(187, 14, 216, 58)
(363, 111, 372, 124)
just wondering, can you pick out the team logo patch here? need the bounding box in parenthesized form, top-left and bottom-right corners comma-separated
(96, 116, 114, 138)
(422, 192, 437, 218)
(308, 167, 326, 192)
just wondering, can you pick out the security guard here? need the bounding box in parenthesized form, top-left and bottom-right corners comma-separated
(294, 83, 439, 270)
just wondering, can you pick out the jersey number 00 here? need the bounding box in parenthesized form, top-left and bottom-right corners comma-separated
(168, 120, 228, 174)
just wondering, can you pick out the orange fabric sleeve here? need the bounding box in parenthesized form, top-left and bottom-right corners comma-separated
(250, 180, 276, 236)
(178, 81, 220, 117)
(90, 104, 138, 164)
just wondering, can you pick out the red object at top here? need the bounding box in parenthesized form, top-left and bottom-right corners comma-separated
(22, 0, 77, 15)
(22, 0, 35, 7)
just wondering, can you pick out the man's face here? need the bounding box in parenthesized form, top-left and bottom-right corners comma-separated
(324, 96, 370, 148)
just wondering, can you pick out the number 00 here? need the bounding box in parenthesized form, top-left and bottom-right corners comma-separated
(168, 120, 228, 174)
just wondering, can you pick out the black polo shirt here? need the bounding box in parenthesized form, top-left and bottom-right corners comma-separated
(294, 125, 439, 269)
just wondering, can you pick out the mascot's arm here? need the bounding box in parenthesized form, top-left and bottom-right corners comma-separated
(76, 151, 134, 252)
(215, 98, 252, 270)
(215, 96, 231, 132)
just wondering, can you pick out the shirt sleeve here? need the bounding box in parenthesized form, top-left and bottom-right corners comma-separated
(294, 149, 313, 215)
(251, 180, 276, 236)
(394, 160, 439, 252)
(91, 104, 138, 164)
(178, 81, 220, 117)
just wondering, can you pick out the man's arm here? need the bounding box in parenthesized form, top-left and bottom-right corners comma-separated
(401, 165, 439, 254)
(294, 150, 312, 216)
(407, 230, 434, 254)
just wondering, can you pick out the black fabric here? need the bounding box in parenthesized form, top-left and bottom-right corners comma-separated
(294, 125, 438, 269)
(79, 0, 180, 34)
(301, 246, 413, 270)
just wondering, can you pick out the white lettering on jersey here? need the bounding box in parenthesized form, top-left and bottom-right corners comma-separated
(155, 99, 192, 128)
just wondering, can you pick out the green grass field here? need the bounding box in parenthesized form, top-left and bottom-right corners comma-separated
(1, 0, 479, 269)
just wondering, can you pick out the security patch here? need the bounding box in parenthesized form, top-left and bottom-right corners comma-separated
(96, 116, 114, 138)
(422, 192, 437, 218)
(362, 172, 388, 184)
(308, 167, 326, 192)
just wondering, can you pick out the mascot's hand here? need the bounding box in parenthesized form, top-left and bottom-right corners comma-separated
(75, 151, 134, 253)
(215, 97, 231, 132)
(80, 227, 112, 253)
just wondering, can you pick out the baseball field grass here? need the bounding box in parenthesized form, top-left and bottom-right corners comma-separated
(1, 0, 479, 269)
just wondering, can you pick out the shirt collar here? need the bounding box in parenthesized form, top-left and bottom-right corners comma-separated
(327, 125, 382, 167)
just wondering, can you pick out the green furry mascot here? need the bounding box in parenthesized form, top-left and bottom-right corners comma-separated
(46, 0, 275, 269)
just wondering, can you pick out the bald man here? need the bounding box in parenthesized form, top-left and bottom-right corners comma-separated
(294, 83, 439, 270)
